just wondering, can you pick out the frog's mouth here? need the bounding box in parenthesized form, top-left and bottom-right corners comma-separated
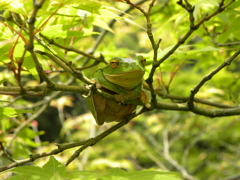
(104, 70, 145, 90)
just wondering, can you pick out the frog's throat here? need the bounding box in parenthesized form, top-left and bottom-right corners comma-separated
(104, 70, 144, 90)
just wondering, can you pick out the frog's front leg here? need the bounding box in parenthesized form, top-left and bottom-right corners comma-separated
(114, 91, 135, 104)
(90, 79, 102, 89)
(83, 80, 99, 98)
(140, 90, 151, 108)
(114, 90, 150, 108)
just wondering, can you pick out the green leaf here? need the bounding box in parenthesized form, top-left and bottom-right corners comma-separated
(0, 44, 10, 61)
(42, 156, 66, 176)
(7, 156, 72, 180)
(41, 24, 74, 38)
(0, 107, 33, 119)
(93, 18, 114, 33)
(8, 166, 46, 180)
(0, 78, 7, 85)
(186, 46, 219, 54)
(3, 0, 32, 16)
(11, 166, 43, 175)
(69, 168, 183, 180)
(126, 170, 182, 180)
(0, 1, 11, 11)
(193, 1, 219, 20)
(13, 42, 25, 58)
(217, 11, 230, 25)
(23, 55, 40, 82)
(74, 0, 102, 14)
(66, 170, 97, 179)
(41, 24, 95, 38)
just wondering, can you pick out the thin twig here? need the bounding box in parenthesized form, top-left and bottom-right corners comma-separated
(123, 0, 160, 106)
(188, 48, 240, 110)
(156, 91, 235, 109)
(0, 142, 16, 163)
(0, 106, 147, 171)
(203, 25, 240, 47)
(163, 126, 198, 180)
(26, 0, 55, 90)
(35, 50, 92, 85)
(82, 0, 147, 65)
(155, 100, 240, 117)
(40, 34, 103, 62)
(6, 91, 61, 148)
(146, 0, 235, 90)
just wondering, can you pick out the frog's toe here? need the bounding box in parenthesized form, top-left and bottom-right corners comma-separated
(145, 101, 151, 108)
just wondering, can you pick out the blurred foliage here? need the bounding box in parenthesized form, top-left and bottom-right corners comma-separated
(0, 0, 240, 180)
(6, 156, 183, 180)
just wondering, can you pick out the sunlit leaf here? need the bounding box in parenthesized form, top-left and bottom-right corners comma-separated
(0, 0, 11, 11)
(74, 0, 102, 14)
(42, 156, 66, 175)
(193, 0, 219, 20)
(23, 55, 40, 82)
(93, 18, 115, 33)
(0, 107, 32, 119)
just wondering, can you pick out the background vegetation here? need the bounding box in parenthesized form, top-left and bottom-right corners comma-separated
(0, 0, 240, 179)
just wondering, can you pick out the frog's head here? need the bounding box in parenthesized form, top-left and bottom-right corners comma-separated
(103, 56, 146, 90)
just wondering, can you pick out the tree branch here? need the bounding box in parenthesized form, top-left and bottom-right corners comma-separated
(0, 106, 146, 172)
(82, 0, 147, 65)
(155, 101, 240, 117)
(156, 91, 235, 109)
(123, 0, 160, 106)
(39, 33, 104, 63)
(188, 48, 240, 110)
(146, 0, 235, 87)
(25, 0, 56, 90)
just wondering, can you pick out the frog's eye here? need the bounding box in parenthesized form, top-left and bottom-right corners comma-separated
(109, 59, 119, 69)
(141, 57, 146, 66)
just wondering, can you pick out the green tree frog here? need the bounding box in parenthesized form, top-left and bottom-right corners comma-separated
(86, 56, 150, 125)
